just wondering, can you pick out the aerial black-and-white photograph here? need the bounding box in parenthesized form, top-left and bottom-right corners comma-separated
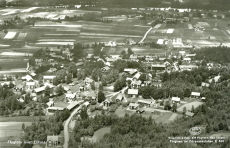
(0, 0, 230, 148)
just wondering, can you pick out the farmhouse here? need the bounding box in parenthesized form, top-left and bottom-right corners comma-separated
(183, 57, 191, 62)
(179, 65, 198, 71)
(26, 81, 36, 89)
(35, 59, 43, 65)
(191, 92, 200, 98)
(110, 55, 121, 59)
(137, 99, 154, 107)
(43, 76, 56, 84)
(179, 51, 186, 56)
(131, 80, 142, 88)
(171, 97, 180, 104)
(209, 75, 221, 83)
(133, 72, 142, 80)
(47, 107, 65, 114)
(84, 77, 94, 85)
(65, 93, 77, 102)
(33, 87, 45, 95)
(128, 89, 138, 98)
(76, 62, 84, 67)
(129, 103, 139, 110)
(185, 54, 196, 58)
(124, 68, 138, 75)
(130, 54, 138, 61)
(151, 64, 166, 71)
(201, 82, 210, 87)
(66, 101, 82, 111)
(105, 41, 117, 47)
(21, 75, 33, 81)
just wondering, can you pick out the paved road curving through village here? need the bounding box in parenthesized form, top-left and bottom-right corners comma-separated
(63, 105, 82, 148)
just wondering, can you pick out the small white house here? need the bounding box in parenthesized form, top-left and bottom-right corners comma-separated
(171, 97, 180, 104)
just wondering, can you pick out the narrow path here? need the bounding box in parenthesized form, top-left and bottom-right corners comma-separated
(63, 105, 82, 148)
(139, 27, 153, 43)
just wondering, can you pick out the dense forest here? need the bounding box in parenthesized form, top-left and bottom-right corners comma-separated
(195, 46, 230, 64)
(2, 0, 230, 10)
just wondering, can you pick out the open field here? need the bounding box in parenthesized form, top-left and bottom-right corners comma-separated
(177, 101, 203, 112)
(0, 122, 32, 148)
(0, 59, 27, 70)
(0, 116, 46, 122)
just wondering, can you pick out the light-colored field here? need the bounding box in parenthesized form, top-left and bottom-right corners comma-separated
(177, 101, 203, 112)
(168, 113, 178, 121)
(0, 52, 33, 56)
(38, 39, 76, 42)
(154, 24, 162, 29)
(188, 24, 193, 29)
(4, 32, 17, 39)
(0, 122, 32, 147)
(166, 28, 174, 33)
(35, 24, 82, 27)
(35, 42, 74, 45)
(16, 33, 27, 40)
(21, 7, 39, 13)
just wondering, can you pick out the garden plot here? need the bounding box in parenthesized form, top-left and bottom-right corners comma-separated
(35, 24, 82, 28)
(0, 44, 10, 47)
(1, 9, 18, 16)
(0, 52, 33, 56)
(177, 102, 203, 112)
(226, 30, 230, 35)
(38, 39, 76, 42)
(188, 24, 193, 29)
(45, 14, 58, 19)
(166, 29, 174, 33)
(52, 15, 66, 20)
(21, 7, 39, 13)
(197, 22, 210, 27)
(154, 24, 162, 29)
(32, 12, 49, 17)
(16, 33, 27, 40)
(80, 32, 141, 38)
(4, 32, 17, 39)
